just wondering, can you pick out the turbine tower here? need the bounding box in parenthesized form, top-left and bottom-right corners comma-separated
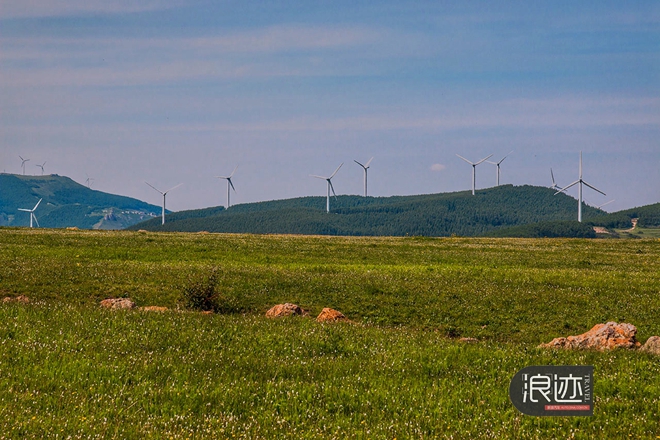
(145, 182, 182, 225)
(18, 199, 42, 228)
(456, 154, 493, 195)
(485, 151, 513, 186)
(19, 156, 30, 175)
(354, 157, 373, 197)
(215, 166, 238, 209)
(36, 162, 46, 175)
(554, 151, 605, 222)
(310, 163, 343, 213)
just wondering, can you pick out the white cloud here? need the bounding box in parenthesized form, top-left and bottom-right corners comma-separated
(430, 163, 446, 172)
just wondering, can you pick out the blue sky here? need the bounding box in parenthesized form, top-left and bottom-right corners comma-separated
(1, 1, 658, 213)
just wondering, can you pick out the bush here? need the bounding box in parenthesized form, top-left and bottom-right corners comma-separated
(180, 269, 220, 312)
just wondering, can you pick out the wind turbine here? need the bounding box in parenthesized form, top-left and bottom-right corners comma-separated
(18, 199, 42, 228)
(550, 168, 561, 190)
(85, 174, 94, 188)
(19, 156, 30, 175)
(215, 166, 238, 209)
(554, 151, 605, 222)
(456, 154, 493, 195)
(310, 163, 343, 213)
(36, 162, 46, 175)
(486, 151, 513, 186)
(145, 182, 183, 225)
(354, 157, 373, 197)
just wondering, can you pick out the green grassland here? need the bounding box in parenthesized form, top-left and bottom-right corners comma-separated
(1, 228, 659, 438)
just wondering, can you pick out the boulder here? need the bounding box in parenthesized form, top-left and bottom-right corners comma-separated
(265, 303, 303, 318)
(140, 306, 168, 312)
(100, 298, 136, 310)
(316, 308, 349, 323)
(540, 322, 637, 351)
(640, 336, 660, 355)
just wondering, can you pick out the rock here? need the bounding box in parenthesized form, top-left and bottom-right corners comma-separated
(140, 306, 168, 312)
(2, 295, 29, 304)
(316, 308, 349, 323)
(459, 337, 479, 343)
(640, 336, 660, 355)
(540, 322, 637, 351)
(137, 230, 148, 233)
(66, 227, 79, 230)
(100, 298, 136, 310)
(265, 303, 303, 318)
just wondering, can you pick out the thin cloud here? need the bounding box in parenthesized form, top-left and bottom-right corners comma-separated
(430, 164, 446, 172)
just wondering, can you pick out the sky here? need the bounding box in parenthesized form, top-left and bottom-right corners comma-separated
(1, 1, 658, 213)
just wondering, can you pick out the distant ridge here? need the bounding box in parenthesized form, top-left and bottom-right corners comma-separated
(0, 174, 160, 229)
(129, 184, 615, 237)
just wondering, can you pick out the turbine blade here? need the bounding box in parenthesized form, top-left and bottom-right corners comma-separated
(228, 178, 236, 192)
(354, 160, 365, 168)
(216, 176, 229, 179)
(582, 181, 606, 196)
(329, 163, 343, 179)
(329, 180, 337, 198)
(554, 180, 579, 195)
(164, 183, 183, 194)
(364, 157, 374, 168)
(485, 161, 497, 165)
(474, 154, 494, 165)
(456, 154, 474, 165)
(33, 198, 42, 211)
(18, 208, 30, 212)
(145, 181, 163, 194)
(33, 214, 39, 228)
(551, 168, 556, 185)
(310, 175, 326, 180)
(229, 165, 238, 178)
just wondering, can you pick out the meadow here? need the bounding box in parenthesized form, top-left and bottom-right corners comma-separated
(0, 228, 659, 438)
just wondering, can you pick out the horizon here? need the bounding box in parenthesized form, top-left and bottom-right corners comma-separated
(2, 1, 658, 213)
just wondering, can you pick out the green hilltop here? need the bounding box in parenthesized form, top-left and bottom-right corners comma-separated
(129, 184, 625, 237)
(0, 174, 161, 229)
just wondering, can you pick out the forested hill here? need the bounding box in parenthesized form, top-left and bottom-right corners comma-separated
(0, 174, 160, 229)
(129, 185, 609, 237)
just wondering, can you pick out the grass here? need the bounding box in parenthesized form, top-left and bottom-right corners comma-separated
(1, 228, 660, 438)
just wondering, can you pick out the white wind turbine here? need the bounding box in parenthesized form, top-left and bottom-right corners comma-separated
(354, 157, 373, 197)
(36, 162, 46, 175)
(486, 151, 513, 186)
(310, 163, 343, 213)
(18, 199, 42, 228)
(456, 154, 493, 195)
(550, 168, 561, 190)
(19, 156, 30, 175)
(554, 151, 605, 222)
(145, 182, 183, 225)
(215, 166, 238, 209)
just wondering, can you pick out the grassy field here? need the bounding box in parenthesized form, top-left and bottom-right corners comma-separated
(1, 228, 659, 438)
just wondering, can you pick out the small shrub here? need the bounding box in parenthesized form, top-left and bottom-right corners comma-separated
(180, 270, 219, 312)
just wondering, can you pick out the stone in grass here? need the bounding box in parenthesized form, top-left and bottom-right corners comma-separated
(316, 307, 350, 323)
(459, 337, 479, 343)
(539, 322, 638, 351)
(640, 336, 660, 355)
(140, 306, 168, 312)
(2, 295, 30, 304)
(266, 303, 304, 318)
(100, 298, 136, 310)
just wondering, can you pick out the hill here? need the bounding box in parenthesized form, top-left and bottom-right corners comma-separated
(128, 184, 609, 236)
(0, 174, 161, 229)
